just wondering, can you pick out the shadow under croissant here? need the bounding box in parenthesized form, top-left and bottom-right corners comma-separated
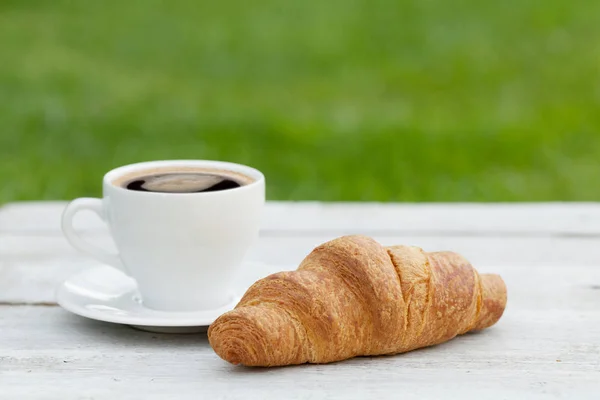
(222, 329, 497, 371)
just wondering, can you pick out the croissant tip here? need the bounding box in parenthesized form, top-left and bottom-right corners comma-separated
(473, 274, 508, 330)
(208, 304, 306, 367)
(208, 314, 257, 366)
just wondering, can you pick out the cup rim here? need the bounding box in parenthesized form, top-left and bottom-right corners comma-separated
(103, 160, 265, 196)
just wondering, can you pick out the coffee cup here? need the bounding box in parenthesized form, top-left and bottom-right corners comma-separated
(61, 160, 265, 312)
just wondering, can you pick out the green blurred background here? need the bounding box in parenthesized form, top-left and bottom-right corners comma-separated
(1, 0, 599, 202)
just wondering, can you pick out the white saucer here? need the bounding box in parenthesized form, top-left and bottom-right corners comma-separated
(56, 265, 248, 334)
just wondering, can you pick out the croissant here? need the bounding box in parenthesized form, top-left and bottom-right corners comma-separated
(208, 235, 507, 366)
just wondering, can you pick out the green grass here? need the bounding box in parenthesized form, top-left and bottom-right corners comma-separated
(1, 0, 600, 202)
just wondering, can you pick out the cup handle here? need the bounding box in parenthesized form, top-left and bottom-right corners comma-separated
(62, 198, 127, 274)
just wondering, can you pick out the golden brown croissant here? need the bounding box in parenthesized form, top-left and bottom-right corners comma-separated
(208, 235, 507, 366)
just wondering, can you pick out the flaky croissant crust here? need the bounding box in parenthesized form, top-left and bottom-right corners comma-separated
(209, 235, 507, 366)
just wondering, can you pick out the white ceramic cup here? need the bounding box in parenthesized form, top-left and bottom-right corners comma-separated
(61, 160, 265, 312)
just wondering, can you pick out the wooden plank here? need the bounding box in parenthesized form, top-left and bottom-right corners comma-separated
(2, 202, 599, 398)
(3, 201, 600, 235)
(0, 201, 108, 234)
(2, 233, 600, 306)
(0, 306, 598, 399)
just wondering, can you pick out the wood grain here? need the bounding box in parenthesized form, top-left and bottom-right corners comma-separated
(1, 202, 600, 399)
(1, 306, 598, 399)
(2, 233, 600, 304)
(3, 201, 600, 235)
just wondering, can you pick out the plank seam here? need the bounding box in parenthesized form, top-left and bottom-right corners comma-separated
(3, 229, 600, 239)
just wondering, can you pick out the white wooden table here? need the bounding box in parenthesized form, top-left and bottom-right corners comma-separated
(1, 202, 599, 399)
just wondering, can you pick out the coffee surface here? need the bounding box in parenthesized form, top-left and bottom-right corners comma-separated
(122, 172, 245, 193)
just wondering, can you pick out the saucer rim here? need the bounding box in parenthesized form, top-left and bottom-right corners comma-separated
(56, 265, 243, 327)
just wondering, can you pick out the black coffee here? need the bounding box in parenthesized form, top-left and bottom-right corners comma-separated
(122, 172, 246, 193)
